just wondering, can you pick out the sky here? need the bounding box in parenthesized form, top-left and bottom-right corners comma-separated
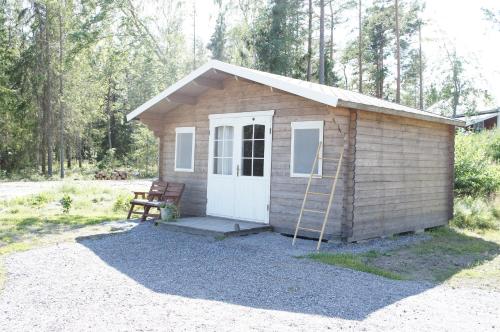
(175, 0, 500, 105)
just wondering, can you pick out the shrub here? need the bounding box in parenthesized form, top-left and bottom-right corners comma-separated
(113, 194, 131, 212)
(486, 129, 500, 162)
(59, 194, 73, 214)
(454, 131, 500, 197)
(27, 193, 52, 207)
(452, 196, 500, 231)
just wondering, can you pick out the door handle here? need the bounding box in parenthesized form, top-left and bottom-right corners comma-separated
(236, 164, 240, 176)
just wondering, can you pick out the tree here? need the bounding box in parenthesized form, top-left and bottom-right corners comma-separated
(395, 0, 400, 103)
(252, 0, 305, 77)
(207, 0, 227, 60)
(319, 0, 325, 84)
(483, 8, 500, 30)
(358, 0, 362, 92)
(306, 0, 312, 81)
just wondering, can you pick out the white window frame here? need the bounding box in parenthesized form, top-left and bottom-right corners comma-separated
(174, 127, 196, 172)
(290, 121, 323, 178)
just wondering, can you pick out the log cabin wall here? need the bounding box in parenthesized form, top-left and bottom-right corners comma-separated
(142, 78, 455, 242)
(349, 110, 455, 241)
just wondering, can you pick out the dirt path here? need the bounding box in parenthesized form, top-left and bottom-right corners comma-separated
(0, 180, 152, 200)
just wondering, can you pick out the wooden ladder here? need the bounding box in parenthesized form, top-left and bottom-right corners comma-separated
(292, 141, 344, 251)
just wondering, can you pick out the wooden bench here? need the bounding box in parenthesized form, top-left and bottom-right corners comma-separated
(127, 181, 185, 221)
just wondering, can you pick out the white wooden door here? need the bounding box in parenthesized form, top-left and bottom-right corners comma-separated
(206, 111, 274, 223)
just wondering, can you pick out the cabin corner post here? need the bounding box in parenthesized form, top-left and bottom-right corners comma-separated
(447, 125, 456, 222)
(342, 109, 357, 241)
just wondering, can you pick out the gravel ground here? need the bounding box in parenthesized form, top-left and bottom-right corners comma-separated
(0, 223, 498, 331)
(0, 179, 152, 200)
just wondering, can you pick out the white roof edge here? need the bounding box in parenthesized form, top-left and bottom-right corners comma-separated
(127, 60, 338, 121)
(337, 100, 465, 126)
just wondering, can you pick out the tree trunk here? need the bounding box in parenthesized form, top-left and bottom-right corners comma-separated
(358, 0, 363, 93)
(319, 0, 325, 84)
(67, 145, 71, 168)
(306, 0, 312, 81)
(418, 23, 424, 110)
(106, 79, 112, 150)
(192, 0, 196, 69)
(77, 134, 82, 168)
(329, 0, 334, 68)
(45, 5, 53, 177)
(395, 0, 401, 103)
(59, 0, 65, 178)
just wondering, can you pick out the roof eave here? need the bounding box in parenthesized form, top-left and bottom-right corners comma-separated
(337, 100, 466, 127)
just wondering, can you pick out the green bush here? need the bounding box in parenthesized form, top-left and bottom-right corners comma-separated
(486, 129, 500, 162)
(59, 194, 73, 214)
(452, 196, 500, 231)
(454, 131, 500, 197)
(113, 194, 132, 212)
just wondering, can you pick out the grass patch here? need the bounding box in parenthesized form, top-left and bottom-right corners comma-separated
(308, 252, 404, 280)
(452, 195, 500, 231)
(308, 226, 500, 288)
(0, 182, 132, 252)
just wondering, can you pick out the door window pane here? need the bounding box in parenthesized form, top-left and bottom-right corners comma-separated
(253, 159, 264, 176)
(242, 158, 252, 176)
(213, 126, 233, 175)
(215, 126, 224, 140)
(254, 124, 265, 139)
(243, 141, 253, 157)
(253, 140, 264, 158)
(243, 125, 253, 139)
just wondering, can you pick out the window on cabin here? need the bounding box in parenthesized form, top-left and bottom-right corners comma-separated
(290, 121, 323, 177)
(175, 127, 195, 172)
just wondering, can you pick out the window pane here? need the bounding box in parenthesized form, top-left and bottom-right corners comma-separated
(254, 140, 264, 158)
(243, 141, 253, 158)
(223, 158, 232, 175)
(215, 126, 224, 140)
(214, 158, 223, 174)
(224, 126, 234, 140)
(294, 128, 319, 174)
(214, 140, 223, 158)
(176, 133, 193, 169)
(243, 125, 253, 139)
(223, 140, 233, 157)
(254, 125, 265, 139)
(253, 159, 264, 177)
(242, 158, 252, 176)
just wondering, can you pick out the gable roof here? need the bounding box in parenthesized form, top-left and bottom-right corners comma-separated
(127, 60, 464, 126)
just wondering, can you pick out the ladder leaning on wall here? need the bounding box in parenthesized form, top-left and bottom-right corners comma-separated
(292, 141, 344, 251)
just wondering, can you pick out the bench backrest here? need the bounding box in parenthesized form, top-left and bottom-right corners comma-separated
(163, 182, 185, 206)
(147, 180, 169, 200)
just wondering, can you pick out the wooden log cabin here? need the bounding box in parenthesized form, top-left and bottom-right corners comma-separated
(127, 60, 464, 242)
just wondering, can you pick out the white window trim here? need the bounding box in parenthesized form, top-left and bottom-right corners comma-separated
(290, 121, 324, 178)
(174, 127, 196, 172)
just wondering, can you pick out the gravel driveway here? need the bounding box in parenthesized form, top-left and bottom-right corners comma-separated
(0, 223, 498, 331)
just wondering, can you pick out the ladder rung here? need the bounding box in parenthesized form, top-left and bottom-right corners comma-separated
(303, 209, 326, 214)
(318, 157, 339, 161)
(312, 175, 336, 179)
(307, 191, 330, 196)
(298, 227, 322, 233)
